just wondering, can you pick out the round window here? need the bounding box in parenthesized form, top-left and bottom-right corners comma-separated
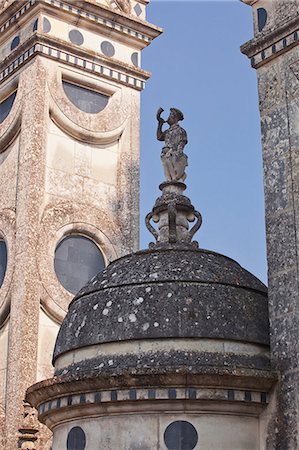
(67, 426, 86, 450)
(54, 236, 105, 295)
(164, 421, 198, 450)
(0, 240, 7, 288)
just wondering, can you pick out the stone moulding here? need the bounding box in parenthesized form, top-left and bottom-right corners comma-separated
(241, 16, 299, 68)
(37, 386, 269, 418)
(0, 208, 16, 326)
(0, 82, 21, 151)
(26, 370, 277, 430)
(49, 99, 128, 145)
(0, 0, 162, 47)
(0, 37, 149, 90)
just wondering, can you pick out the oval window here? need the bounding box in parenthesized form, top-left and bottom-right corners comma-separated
(67, 426, 86, 450)
(101, 41, 115, 57)
(69, 29, 84, 46)
(131, 52, 139, 67)
(11, 36, 20, 51)
(54, 235, 105, 295)
(0, 91, 17, 124)
(257, 8, 267, 32)
(62, 81, 109, 114)
(0, 240, 7, 288)
(43, 17, 51, 33)
(164, 421, 198, 450)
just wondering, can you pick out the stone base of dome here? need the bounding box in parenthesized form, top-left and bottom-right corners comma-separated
(46, 408, 265, 450)
(26, 367, 276, 450)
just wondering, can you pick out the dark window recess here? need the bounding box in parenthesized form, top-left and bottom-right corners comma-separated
(0, 240, 7, 288)
(272, 44, 276, 54)
(257, 8, 267, 32)
(148, 389, 156, 399)
(131, 52, 139, 67)
(69, 29, 84, 46)
(188, 388, 196, 400)
(283, 38, 287, 48)
(62, 81, 109, 114)
(228, 389, 235, 401)
(101, 41, 115, 57)
(43, 17, 51, 33)
(33, 18, 38, 32)
(168, 389, 177, 399)
(164, 421, 198, 450)
(54, 235, 105, 295)
(245, 391, 252, 402)
(11, 36, 20, 51)
(0, 91, 17, 124)
(67, 427, 86, 450)
(111, 391, 118, 401)
(129, 389, 137, 400)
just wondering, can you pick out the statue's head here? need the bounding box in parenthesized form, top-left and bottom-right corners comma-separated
(167, 108, 184, 125)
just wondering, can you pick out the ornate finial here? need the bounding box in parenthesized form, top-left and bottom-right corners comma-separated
(146, 108, 202, 249)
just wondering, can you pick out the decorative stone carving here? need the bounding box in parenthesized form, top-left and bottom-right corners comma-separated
(157, 107, 188, 183)
(18, 402, 39, 450)
(146, 108, 202, 248)
(114, 0, 131, 14)
(88, 0, 132, 14)
(0, 0, 14, 13)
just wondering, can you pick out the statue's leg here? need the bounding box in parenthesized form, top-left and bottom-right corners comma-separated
(168, 160, 176, 180)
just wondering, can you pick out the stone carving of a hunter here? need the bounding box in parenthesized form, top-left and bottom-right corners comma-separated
(156, 107, 188, 182)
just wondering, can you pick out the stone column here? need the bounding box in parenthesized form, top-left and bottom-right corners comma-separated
(241, 1, 299, 448)
(5, 58, 48, 450)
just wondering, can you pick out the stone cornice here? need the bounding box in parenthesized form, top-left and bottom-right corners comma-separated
(0, 33, 151, 89)
(0, 0, 162, 47)
(241, 15, 299, 68)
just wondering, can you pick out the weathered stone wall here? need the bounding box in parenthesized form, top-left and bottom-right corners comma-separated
(241, 1, 299, 448)
(0, 1, 161, 447)
(52, 413, 260, 450)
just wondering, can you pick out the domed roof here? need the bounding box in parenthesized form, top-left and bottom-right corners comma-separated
(53, 110, 270, 380)
(53, 247, 268, 364)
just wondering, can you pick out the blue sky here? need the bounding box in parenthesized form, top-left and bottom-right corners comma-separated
(139, 1, 268, 284)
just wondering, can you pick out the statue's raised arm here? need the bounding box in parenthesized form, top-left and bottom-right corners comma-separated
(156, 107, 188, 182)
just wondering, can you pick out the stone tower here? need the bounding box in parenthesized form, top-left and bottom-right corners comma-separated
(27, 109, 274, 450)
(0, 0, 161, 448)
(241, 1, 299, 448)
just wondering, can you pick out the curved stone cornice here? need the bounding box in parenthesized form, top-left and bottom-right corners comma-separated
(0, 208, 16, 326)
(47, 65, 130, 143)
(0, 86, 22, 152)
(49, 98, 128, 144)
